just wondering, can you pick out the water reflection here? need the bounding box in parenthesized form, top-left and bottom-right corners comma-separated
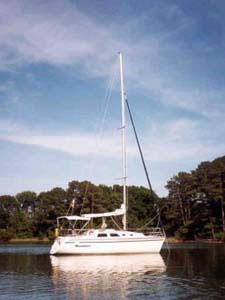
(162, 244, 225, 280)
(50, 254, 166, 299)
(160, 244, 225, 300)
(0, 243, 224, 299)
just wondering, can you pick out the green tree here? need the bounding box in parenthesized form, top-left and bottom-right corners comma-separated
(34, 187, 66, 238)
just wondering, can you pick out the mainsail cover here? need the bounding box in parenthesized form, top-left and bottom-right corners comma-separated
(57, 216, 90, 221)
(82, 204, 125, 218)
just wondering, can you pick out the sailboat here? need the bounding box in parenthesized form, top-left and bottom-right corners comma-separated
(50, 52, 165, 255)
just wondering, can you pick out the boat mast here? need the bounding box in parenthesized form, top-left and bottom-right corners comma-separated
(119, 52, 127, 230)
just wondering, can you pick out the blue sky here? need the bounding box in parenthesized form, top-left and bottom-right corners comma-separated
(0, 0, 225, 196)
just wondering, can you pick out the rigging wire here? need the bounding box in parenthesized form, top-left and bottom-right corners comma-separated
(125, 97, 169, 244)
(111, 216, 123, 230)
(79, 64, 117, 215)
(125, 97, 166, 231)
(125, 97, 153, 193)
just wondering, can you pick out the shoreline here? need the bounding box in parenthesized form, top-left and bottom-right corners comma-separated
(3, 237, 223, 244)
(165, 237, 223, 244)
(8, 238, 51, 243)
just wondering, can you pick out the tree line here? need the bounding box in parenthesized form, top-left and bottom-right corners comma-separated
(0, 181, 157, 241)
(0, 156, 225, 242)
(162, 156, 225, 241)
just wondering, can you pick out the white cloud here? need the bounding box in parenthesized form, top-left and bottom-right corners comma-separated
(0, 0, 225, 197)
(0, 118, 137, 159)
(0, 0, 120, 76)
(143, 118, 225, 163)
(0, 1, 225, 117)
(0, 116, 224, 197)
(0, 117, 224, 166)
(0, 0, 224, 120)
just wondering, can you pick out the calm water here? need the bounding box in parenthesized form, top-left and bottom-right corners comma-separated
(0, 243, 224, 299)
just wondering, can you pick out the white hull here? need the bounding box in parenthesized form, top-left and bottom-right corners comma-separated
(50, 235, 165, 255)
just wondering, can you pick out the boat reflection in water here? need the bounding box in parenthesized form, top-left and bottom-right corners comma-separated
(50, 254, 166, 299)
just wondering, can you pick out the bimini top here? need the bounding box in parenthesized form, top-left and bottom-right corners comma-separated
(82, 204, 125, 219)
(57, 216, 91, 221)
